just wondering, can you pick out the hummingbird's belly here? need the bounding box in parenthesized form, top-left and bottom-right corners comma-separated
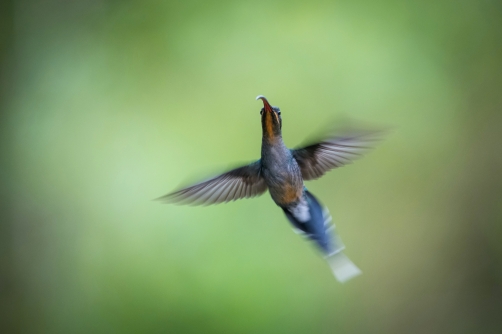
(270, 184, 303, 206)
(265, 171, 304, 206)
(261, 143, 303, 206)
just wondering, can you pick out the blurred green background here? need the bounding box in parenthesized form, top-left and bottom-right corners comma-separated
(1, 0, 502, 333)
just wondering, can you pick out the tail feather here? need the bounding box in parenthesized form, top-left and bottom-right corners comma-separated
(321, 204, 345, 256)
(283, 190, 362, 283)
(327, 252, 362, 283)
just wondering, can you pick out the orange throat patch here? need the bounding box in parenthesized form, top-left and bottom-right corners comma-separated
(264, 112, 277, 139)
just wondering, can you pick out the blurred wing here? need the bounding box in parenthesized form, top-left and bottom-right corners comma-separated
(156, 161, 267, 205)
(292, 128, 386, 181)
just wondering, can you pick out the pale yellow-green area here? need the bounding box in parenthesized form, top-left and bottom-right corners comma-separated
(2, 0, 502, 333)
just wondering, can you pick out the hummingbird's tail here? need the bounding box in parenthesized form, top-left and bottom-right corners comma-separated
(319, 199, 362, 283)
(326, 252, 362, 283)
(283, 190, 362, 283)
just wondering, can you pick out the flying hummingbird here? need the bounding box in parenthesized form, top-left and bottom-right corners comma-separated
(158, 95, 385, 282)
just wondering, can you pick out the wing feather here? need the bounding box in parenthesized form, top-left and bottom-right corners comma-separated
(157, 160, 267, 205)
(292, 128, 387, 180)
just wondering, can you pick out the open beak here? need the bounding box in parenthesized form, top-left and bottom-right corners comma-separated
(256, 95, 273, 113)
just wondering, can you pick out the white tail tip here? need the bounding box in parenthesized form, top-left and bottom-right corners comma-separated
(327, 252, 362, 283)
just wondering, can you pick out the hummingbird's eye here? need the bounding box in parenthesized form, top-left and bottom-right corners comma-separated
(260, 108, 264, 115)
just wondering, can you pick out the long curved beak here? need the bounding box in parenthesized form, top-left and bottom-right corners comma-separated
(256, 95, 273, 112)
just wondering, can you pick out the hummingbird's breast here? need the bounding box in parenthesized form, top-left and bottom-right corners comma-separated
(261, 140, 304, 206)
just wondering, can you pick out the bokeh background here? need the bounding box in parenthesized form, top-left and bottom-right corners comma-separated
(1, 0, 502, 333)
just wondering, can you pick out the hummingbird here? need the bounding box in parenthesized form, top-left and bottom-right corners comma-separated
(158, 95, 385, 282)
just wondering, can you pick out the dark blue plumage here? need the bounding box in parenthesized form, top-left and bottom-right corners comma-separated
(158, 95, 384, 282)
(283, 190, 332, 254)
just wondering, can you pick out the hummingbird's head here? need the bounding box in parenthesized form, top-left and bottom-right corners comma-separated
(256, 95, 282, 139)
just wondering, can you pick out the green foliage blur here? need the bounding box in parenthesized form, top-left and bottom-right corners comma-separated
(1, 0, 501, 333)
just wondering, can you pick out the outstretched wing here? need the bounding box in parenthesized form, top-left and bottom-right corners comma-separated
(292, 128, 386, 181)
(156, 161, 267, 205)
